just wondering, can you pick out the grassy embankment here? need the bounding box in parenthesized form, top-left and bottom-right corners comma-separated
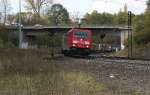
(0, 49, 108, 95)
(116, 44, 150, 59)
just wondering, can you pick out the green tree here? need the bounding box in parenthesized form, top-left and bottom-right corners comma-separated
(115, 4, 128, 25)
(0, 26, 18, 48)
(133, 14, 144, 34)
(84, 11, 115, 25)
(116, 9, 128, 25)
(47, 4, 69, 25)
(101, 12, 115, 25)
(83, 4, 128, 26)
(147, 0, 150, 10)
(133, 8, 150, 45)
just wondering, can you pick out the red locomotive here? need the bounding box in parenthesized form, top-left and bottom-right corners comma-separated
(62, 28, 92, 56)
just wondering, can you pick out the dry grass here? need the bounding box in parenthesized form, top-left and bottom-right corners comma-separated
(63, 72, 107, 95)
(115, 45, 150, 59)
(0, 48, 143, 95)
(0, 49, 109, 95)
(0, 49, 62, 95)
(0, 48, 57, 75)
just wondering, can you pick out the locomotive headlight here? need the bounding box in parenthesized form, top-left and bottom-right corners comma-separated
(73, 40, 78, 43)
(73, 44, 76, 47)
(85, 41, 90, 45)
(86, 45, 89, 48)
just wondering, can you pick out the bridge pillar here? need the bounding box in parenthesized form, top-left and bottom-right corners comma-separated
(120, 29, 128, 50)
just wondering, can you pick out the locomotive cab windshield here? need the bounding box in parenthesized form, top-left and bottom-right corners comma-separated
(74, 32, 89, 38)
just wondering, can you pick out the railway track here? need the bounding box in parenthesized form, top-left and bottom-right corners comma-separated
(45, 52, 150, 67)
(68, 53, 150, 67)
(43, 52, 150, 95)
(86, 54, 150, 68)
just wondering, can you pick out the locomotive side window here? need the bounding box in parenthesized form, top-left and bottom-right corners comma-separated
(74, 32, 89, 38)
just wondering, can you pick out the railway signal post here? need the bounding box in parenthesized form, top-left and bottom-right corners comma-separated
(78, 19, 81, 28)
(100, 33, 106, 52)
(48, 32, 55, 57)
(128, 11, 133, 58)
(19, 0, 23, 48)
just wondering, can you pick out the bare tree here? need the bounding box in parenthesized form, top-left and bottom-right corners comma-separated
(0, 13, 2, 23)
(25, 0, 53, 15)
(0, 0, 11, 25)
(70, 11, 81, 23)
(69, 11, 83, 26)
(7, 14, 15, 25)
(25, 0, 53, 23)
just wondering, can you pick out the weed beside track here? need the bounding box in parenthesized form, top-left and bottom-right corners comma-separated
(0, 49, 150, 95)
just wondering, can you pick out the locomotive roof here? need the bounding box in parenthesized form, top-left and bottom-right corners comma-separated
(68, 28, 91, 33)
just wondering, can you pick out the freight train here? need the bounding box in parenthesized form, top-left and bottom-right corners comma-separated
(61, 28, 92, 56)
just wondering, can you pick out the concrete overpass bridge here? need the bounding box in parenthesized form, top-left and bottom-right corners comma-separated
(7, 25, 130, 50)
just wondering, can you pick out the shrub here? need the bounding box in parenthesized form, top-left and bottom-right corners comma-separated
(0, 26, 18, 48)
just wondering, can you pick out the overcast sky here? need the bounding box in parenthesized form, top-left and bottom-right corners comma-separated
(10, 0, 147, 16)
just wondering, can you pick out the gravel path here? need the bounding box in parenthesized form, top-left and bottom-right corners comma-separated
(56, 56, 150, 95)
